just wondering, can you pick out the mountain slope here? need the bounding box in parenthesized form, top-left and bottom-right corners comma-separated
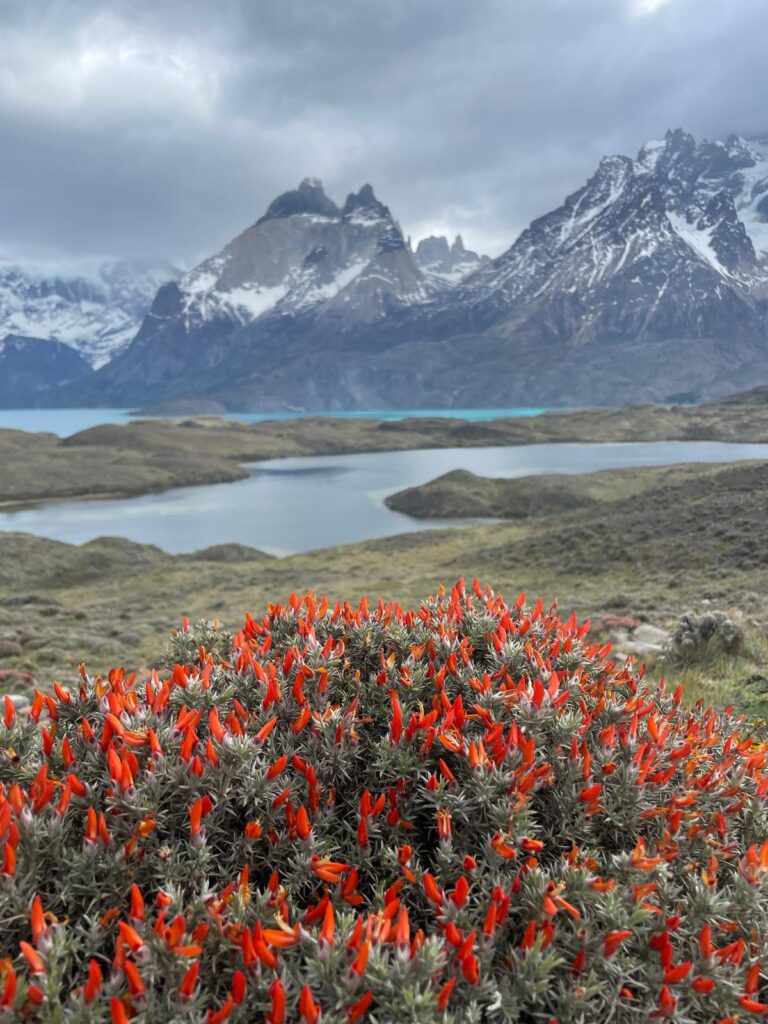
(0, 257, 180, 368)
(448, 133, 767, 345)
(40, 131, 768, 410)
(0, 334, 90, 404)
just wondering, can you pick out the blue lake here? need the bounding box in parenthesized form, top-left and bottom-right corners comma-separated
(1, 441, 766, 556)
(0, 407, 550, 438)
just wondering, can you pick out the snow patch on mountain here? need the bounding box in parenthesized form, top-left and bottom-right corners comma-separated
(291, 260, 369, 308)
(345, 211, 389, 228)
(730, 137, 768, 256)
(666, 212, 733, 277)
(224, 284, 290, 322)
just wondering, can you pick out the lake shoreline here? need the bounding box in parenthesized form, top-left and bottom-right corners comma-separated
(0, 467, 251, 512)
(4, 441, 768, 555)
(1, 393, 768, 510)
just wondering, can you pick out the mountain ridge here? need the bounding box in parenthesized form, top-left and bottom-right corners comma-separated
(15, 128, 768, 410)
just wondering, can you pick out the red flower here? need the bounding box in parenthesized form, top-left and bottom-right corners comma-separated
(299, 986, 321, 1024)
(603, 930, 632, 957)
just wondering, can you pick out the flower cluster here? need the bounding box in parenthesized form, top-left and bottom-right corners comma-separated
(1, 581, 768, 1022)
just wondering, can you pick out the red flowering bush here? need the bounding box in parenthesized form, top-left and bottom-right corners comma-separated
(1, 581, 768, 1023)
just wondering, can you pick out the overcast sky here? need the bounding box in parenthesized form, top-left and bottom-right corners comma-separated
(1, 0, 766, 266)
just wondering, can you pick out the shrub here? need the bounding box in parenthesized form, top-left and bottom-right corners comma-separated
(1, 581, 768, 1023)
(669, 611, 746, 666)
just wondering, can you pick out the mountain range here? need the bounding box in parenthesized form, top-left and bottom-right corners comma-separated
(0, 257, 180, 369)
(6, 128, 768, 410)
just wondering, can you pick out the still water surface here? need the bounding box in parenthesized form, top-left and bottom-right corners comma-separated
(0, 407, 549, 437)
(1, 441, 766, 556)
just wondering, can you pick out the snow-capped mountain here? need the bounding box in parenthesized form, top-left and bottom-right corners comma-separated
(411, 235, 490, 286)
(451, 132, 768, 346)
(0, 334, 90, 404)
(62, 179, 441, 405)
(162, 179, 433, 333)
(35, 132, 768, 410)
(0, 257, 180, 368)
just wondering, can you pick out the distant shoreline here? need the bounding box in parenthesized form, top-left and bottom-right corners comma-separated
(0, 406, 555, 439)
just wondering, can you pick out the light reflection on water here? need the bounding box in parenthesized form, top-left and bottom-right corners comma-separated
(1, 441, 766, 556)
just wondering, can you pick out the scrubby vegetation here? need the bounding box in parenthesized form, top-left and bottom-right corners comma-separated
(669, 611, 746, 666)
(1, 583, 768, 1022)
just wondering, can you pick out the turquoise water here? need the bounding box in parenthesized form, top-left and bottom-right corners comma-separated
(0, 407, 550, 438)
(2, 441, 766, 556)
(0, 409, 136, 435)
(230, 408, 552, 423)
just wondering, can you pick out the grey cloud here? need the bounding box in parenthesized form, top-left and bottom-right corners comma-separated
(1, 0, 767, 263)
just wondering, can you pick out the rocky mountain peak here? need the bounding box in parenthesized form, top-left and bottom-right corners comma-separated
(412, 234, 490, 285)
(349, 183, 376, 204)
(342, 184, 391, 223)
(414, 236, 450, 262)
(458, 126, 768, 350)
(665, 127, 696, 152)
(630, 129, 768, 261)
(256, 178, 340, 225)
(588, 154, 636, 200)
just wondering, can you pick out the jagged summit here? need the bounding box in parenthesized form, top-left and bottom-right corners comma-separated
(412, 234, 490, 285)
(451, 127, 767, 358)
(54, 176, 442, 407)
(342, 184, 392, 225)
(256, 178, 340, 225)
(415, 235, 461, 261)
(633, 129, 768, 257)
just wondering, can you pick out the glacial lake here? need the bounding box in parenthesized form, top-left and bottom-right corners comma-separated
(2, 441, 767, 556)
(0, 407, 550, 438)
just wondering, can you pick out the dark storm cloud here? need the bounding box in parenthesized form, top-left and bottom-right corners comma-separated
(1, 0, 766, 264)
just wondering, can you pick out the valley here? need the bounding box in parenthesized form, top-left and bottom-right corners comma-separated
(3, 125, 768, 724)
